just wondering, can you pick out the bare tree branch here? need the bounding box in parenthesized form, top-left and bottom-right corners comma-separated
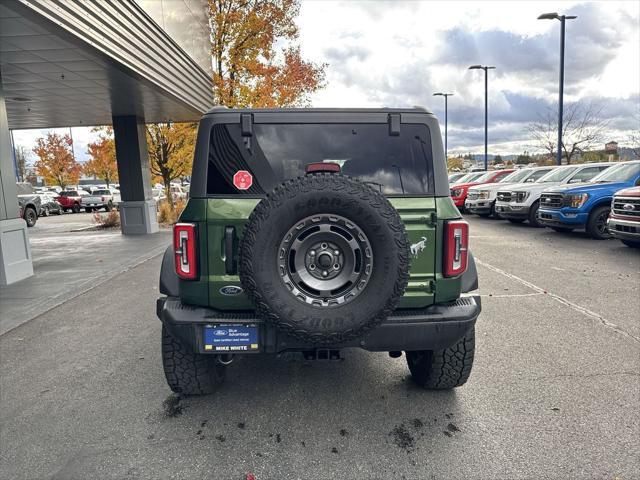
(528, 101, 610, 164)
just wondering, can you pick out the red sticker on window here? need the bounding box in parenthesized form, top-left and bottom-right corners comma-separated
(233, 170, 253, 190)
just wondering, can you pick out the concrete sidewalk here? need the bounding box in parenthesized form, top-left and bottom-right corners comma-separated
(0, 225, 171, 335)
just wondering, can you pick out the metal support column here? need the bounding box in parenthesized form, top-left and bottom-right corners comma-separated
(0, 77, 33, 285)
(112, 115, 158, 234)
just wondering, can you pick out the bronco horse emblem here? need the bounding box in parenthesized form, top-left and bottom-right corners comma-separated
(410, 237, 427, 258)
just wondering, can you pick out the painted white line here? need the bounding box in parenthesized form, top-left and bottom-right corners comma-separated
(481, 292, 545, 298)
(475, 257, 640, 344)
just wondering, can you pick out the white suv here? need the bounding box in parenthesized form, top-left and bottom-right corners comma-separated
(466, 166, 556, 218)
(495, 162, 613, 227)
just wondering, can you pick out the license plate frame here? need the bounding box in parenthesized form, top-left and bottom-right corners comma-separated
(202, 323, 260, 353)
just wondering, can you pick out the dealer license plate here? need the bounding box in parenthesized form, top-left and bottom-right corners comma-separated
(203, 324, 259, 352)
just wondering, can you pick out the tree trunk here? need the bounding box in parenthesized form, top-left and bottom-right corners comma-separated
(164, 179, 173, 208)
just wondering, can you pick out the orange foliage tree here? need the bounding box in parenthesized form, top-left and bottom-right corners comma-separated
(208, 0, 326, 107)
(84, 127, 118, 187)
(33, 132, 80, 189)
(147, 123, 198, 206)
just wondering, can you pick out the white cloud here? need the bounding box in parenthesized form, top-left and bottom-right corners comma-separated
(298, 0, 640, 154)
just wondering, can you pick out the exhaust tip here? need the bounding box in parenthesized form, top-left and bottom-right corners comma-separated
(217, 354, 234, 365)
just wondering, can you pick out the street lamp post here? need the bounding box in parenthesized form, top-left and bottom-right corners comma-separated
(468, 65, 495, 171)
(433, 92, 454, 159)
(538, 12, 577, 166)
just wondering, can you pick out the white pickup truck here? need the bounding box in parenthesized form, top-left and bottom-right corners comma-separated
(82, 189, 114, 212)
(495, 163, 612, 227)
(466, 166, 556, 218)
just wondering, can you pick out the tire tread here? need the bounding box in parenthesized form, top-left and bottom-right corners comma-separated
(406, 327, 475, 389)
(161, 325, 225, 395)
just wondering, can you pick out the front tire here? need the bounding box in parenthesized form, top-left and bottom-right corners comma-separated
(406, 326, 475, 390)
(161, 325, 226, 395)
(489, 202, 501, 219)
(528, 201, 543, 228)
(72, 204, 80, 213)
(586, 205, 612, 240)
(24, 206, 37, 227)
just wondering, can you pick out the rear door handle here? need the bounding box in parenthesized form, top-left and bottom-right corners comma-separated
(225, 226, 236, 274)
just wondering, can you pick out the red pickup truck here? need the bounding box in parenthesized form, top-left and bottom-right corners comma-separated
(55, 190, 85, 213)
(450, 169, 514, 212)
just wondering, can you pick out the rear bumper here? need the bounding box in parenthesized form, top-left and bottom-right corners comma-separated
(156, 295, 481, 354)
(608, 217, 640, 241)
(538, 208, 588, 227)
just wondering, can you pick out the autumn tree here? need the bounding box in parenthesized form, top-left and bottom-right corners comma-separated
(84, 127, 118, 187)
(529, 101, 609, 164)
(33, 132, 80, 189)
(14, 145, 28, 182)
(147, 123, 197, 206)
(208, 0, 326, 108)
(447, 156, 463, 171)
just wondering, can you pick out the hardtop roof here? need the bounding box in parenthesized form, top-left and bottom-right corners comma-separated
(204, 106, 434, 116)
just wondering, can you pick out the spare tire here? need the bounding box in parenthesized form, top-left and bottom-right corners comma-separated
(239, 173, 410, 345)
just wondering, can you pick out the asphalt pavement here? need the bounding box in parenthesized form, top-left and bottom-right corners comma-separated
(0, 213, 171, 335)
(0, 216, 638, 480)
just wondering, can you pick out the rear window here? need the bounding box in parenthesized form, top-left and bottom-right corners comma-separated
(59, 191, 77, 196)
(93, 190, 111, 195)
(206, 123, 433, 195)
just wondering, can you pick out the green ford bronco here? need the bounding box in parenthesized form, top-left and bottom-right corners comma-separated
(157, 107, 480, 394)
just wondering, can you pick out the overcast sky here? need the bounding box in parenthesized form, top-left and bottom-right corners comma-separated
(12, 0, 640, 163)
(299, 0, 640, 155)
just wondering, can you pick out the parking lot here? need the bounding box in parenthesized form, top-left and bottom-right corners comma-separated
(0, 215, 637, 479)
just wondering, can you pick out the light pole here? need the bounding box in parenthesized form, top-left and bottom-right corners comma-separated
(433, 92, 454, 159)
(538, 12, 577, 166)
(468, 65, 495, 171)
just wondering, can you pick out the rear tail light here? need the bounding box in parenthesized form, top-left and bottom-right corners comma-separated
(444, 220, 469, 277)
(174, 223, 197, 280)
